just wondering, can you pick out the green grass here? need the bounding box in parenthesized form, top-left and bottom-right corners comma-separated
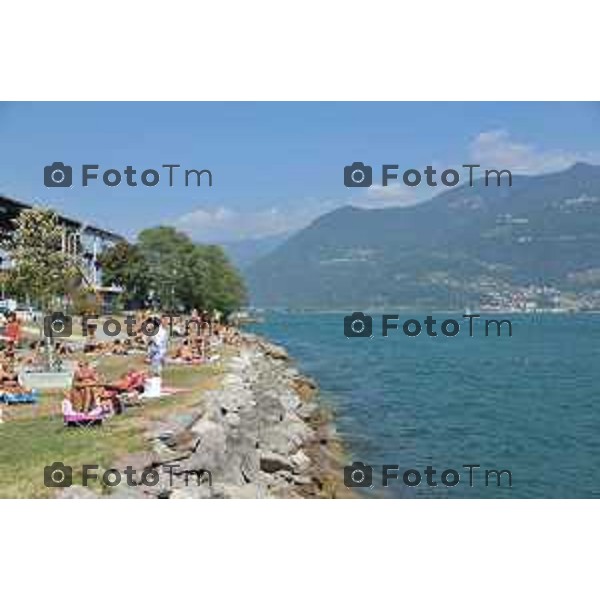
(0, 414, 144, 497)
(0, 354, 225, 498)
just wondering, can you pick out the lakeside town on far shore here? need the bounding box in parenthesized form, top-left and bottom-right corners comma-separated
(477, 283, 600, 313)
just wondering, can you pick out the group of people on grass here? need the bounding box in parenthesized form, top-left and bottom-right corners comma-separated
(0, 307, 242, 418)
(80, 310, 242, 369)
(69, 309, 245, 417)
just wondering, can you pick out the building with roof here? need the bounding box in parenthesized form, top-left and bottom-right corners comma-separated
(0, 195, 125, 309)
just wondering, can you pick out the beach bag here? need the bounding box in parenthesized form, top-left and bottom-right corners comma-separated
(144, 376, 161, 398)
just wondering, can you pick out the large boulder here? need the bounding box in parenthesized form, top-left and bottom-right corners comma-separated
(290, 449, 311, 474)
(292, 375, 318, 402)
(183, 419, 228, 475)
(261, 414, 314, 456)
(261, 342, 289, 361)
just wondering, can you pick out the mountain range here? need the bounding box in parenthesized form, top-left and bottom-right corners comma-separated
(245, 163, 600, 308)
(221, 234, 289, 270)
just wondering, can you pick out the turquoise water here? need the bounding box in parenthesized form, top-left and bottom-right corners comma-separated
(250, 312, 600, 498)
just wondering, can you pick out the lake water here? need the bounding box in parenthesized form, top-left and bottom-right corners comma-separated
(250, 312, 600, 498)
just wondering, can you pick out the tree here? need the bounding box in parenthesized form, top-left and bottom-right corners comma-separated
(137, 226, 196, 310)
(1, 208, 81, 371)
(98, 241, 149, 306)
(178, 245, 210, 309)
(107, 226, 247, 314)
(196, 245, 247, 314)
(92, 225, 247, 314)
(71, 286, 103, 315)
(2, 208, 78, 310)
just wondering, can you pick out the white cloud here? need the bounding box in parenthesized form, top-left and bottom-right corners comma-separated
(174, 131, 600, 242)
(469, 129, 600, 174)
(351, 182, 433, 208)
(172, 201, 333, 243)
(172, 187, 429, 242)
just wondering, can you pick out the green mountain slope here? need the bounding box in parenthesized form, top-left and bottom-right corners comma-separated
(247, 163, 600, 308)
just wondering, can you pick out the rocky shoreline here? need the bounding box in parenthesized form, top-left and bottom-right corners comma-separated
(61, 334, 352, 499)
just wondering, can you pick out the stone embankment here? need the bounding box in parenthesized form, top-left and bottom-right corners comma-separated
(61, 335, 351, 499)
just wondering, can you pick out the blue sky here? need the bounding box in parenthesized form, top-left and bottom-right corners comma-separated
(1, 102, 599, 242)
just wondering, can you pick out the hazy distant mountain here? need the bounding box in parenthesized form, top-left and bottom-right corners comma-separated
(221, 234, 289, 270)
(247, 163, 600, 308)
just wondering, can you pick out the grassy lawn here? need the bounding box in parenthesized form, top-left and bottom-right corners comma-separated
(0, 353, 225, 498)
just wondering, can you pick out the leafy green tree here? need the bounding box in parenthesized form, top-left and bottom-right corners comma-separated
(1, 208, 81, 370)
(136, 226, 196, 310)
(197, 245, 247, 314)
(98, 241, 149, 306)
(97, 226, 246, 314)
(2, 208, 78, 310)
(131, 226, 246, 313)
(178, 245, 210, 309)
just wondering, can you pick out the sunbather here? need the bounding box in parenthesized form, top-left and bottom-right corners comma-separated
(71, 361, 105, 412)
(173, 339, 203, 362)
(0, 362, 19, 388)
(105, 369, 147, 393)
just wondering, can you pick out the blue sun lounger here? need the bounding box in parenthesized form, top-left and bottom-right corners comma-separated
(0, 390, 39, 405)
